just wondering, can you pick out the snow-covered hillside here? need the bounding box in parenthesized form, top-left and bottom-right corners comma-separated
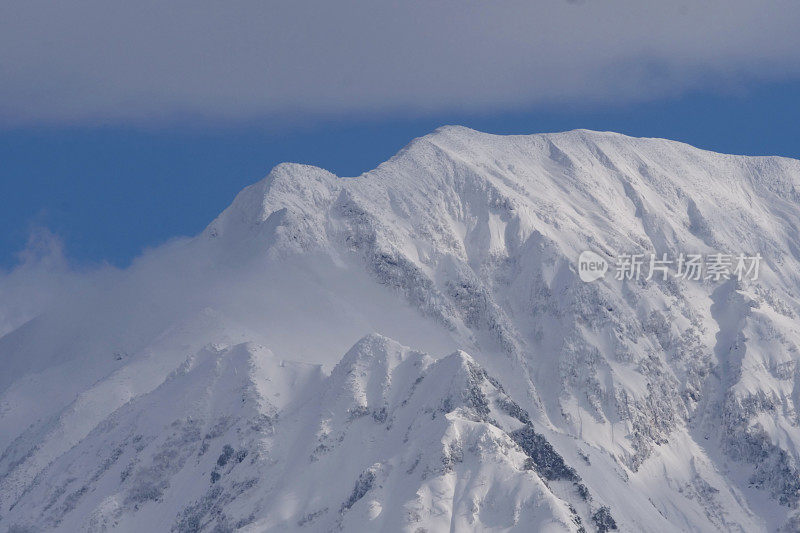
(3, 126, 800, 531)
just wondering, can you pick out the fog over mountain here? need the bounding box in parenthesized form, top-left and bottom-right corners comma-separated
(3, 127, 800, 531)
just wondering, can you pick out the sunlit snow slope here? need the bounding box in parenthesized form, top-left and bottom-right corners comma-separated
(3, 127, 800, 532)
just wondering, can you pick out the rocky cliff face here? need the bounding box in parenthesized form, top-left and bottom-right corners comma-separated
(2, 127, 800, 531)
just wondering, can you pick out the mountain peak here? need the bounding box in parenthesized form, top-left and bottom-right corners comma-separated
(4, 130, 800, 531)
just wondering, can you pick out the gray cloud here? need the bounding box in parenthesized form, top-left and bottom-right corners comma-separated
(1, 0, 799, 126)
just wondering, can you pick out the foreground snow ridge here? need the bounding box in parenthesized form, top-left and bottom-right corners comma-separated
(3, 126, 800, 531)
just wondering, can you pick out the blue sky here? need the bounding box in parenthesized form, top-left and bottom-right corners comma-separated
(2, 1, 800, 267)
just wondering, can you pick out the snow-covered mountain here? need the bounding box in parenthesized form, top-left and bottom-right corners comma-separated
(3, 126, 800, 532)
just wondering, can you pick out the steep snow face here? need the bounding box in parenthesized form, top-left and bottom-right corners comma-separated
(3, 127, 800, 531)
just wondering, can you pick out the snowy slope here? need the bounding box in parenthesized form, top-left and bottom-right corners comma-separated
(3, 127, 800, 531)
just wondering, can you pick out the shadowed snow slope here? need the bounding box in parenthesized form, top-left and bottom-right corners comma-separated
(3, 127, 800, 531)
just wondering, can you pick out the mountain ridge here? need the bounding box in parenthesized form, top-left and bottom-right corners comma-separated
(3, 127, 800, 531)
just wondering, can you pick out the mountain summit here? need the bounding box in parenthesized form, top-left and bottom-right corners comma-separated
(3, 128, 800, 531)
